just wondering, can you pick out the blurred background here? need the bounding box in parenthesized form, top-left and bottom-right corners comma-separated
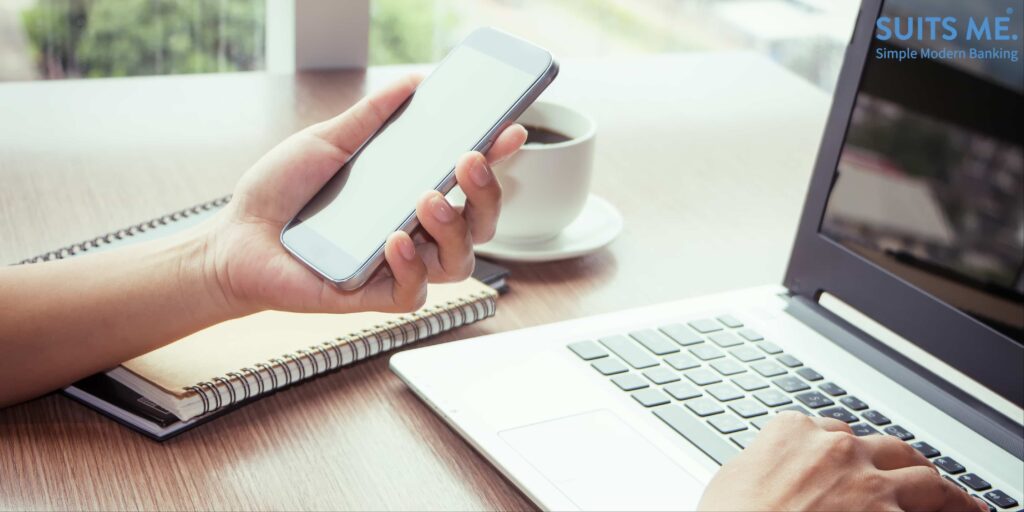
(0, 0, 858, 90)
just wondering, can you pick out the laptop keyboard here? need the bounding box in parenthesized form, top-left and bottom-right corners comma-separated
(568, 314, 1021, 511)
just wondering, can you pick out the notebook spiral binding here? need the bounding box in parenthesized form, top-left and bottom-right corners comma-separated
(17, 193, 497, 418)
(16, 195, 232, 265)
(184, 291, 496, 416)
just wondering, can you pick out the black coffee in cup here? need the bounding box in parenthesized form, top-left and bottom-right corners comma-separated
(523, 124, 572, 145)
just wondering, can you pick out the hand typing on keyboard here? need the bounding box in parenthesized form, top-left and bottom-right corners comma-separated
(573, 317, 1016, 511)
(698, 412, 988, 512)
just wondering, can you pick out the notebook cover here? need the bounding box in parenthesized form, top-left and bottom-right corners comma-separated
(473, 257, 511, 293)
(65, 374, 240, 441)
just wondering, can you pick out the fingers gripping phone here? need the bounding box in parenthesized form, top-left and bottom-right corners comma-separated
(280, 27, 558, 290)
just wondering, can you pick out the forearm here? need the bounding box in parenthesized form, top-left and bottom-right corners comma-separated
(0, 223, 239, 406)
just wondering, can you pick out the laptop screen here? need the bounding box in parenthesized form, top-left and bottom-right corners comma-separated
(819, 0, 1023, 343)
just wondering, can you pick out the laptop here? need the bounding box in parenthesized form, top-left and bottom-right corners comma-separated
(391, 0, 1024, 509)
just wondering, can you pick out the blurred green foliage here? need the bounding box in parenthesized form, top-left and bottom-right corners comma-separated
(369, 0, 458, 65)
(18, 0, 700, 78)
(21, 0, 264, 79)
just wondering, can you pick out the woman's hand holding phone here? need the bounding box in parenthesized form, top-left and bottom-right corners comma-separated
(204, 75, 526, 317)
(0, 75, 524, 407)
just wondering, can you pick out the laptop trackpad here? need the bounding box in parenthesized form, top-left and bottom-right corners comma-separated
(499, 409, 703, 511)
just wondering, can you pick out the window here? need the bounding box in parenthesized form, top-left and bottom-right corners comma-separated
(369, 0, 859, 90)
(1, 0, 859, 91)
(1, 0, 265, 81)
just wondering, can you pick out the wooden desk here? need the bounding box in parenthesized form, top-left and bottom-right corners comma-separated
(0, 53, 828, 511)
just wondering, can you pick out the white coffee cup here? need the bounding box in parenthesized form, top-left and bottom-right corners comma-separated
(488, 101, 596, 243)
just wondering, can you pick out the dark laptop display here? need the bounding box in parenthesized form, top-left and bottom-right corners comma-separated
(820, 0, 1024, 343)
(785, 0, 1023, 409)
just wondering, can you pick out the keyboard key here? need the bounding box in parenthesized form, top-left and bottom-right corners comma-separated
(958, 473, 991, 492)
(611, 373, 649, 391)
(685, 397, 725, 417)
(728, 400, 768, 418)
(777, 405, 812, 416)
(643, 366, 681, 385)
(731, 374, 769, 391)
(883, 425, 914, 441)
(708, 414, 748, 434)
(653, 405, 739, 465)
(737, 328, 764, 341)
(690, 345, 725, 361)
(710, 359, 746, 376)
(568, 341, 607, 360)
(983, 490, 1018, 509)
(750, 360, 787, 377)
(630, 329, 680, 355)
(773, 376, 811, 393)
(795, 391, 834, 409)
(707, 383, 744, 402)
(688, 319, 723, 333)
(717, 314, 743, 328)
(599, 335, 659, 369)
(776, 354, 803, 368)
(818, 382, 846, 396)
(910, 441, 940, 458)
(664, 381, 702, 400)
(933, 456, 964, 474)
(729, 345, 765, 362)
(753, 389, 792, 407)
(685, 368, 723, 386)
(632, 388, 671, 407)
(664, 353, 701, 371)
(708, 332, 744, 348)
(850, 423, 879, 436)
(862, 410, 891, 426)
(796, 367, 823, 381)
(592, 358, 628, 375)
(730, 430, 758, 449)
(840, 396, 868, 411)
(659, 324, 704, 346)
(755, 340, 782, 354)
(751, 416, 773, 430)
(819, 406, 858, 423)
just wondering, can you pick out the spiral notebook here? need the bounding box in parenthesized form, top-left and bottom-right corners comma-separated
(21, 196, 508, 440)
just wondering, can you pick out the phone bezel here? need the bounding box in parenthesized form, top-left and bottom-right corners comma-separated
(281, 27, 558, 290)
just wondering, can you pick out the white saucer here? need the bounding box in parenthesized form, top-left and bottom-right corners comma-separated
(475, 195, 623, 263)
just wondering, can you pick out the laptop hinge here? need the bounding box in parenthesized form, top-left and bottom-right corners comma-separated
(782, 293, 1024, 460)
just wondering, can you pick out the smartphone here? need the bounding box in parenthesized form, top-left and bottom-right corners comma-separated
(280, 27, 558, 290)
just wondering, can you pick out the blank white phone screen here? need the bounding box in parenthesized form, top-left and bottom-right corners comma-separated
(297, 45, 538, 263)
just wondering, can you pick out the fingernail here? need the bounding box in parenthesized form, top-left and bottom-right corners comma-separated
(469, 156, 492, 187)
(431, 194, 456, 223)
(398, 236, 416, 261)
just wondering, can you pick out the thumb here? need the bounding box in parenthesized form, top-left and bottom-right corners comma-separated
(309, 73, 423, 154)
(232, 74, 423, 224)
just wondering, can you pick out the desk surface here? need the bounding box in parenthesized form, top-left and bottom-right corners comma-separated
(0, 53, 828, 511)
